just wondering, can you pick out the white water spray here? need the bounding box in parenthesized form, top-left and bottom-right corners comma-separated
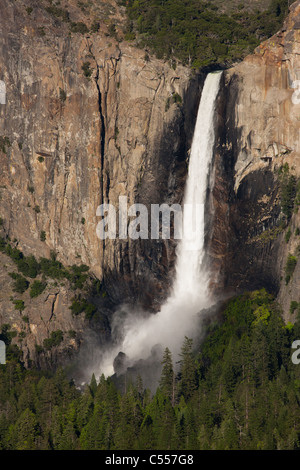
(99, 71, 222, 376)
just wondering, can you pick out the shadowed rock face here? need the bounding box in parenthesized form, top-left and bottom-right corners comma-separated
(207, 1, 300, 319)
(207, 74, 283, 298)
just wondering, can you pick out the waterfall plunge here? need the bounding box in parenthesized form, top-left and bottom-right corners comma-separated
(100, 72, 222, 377)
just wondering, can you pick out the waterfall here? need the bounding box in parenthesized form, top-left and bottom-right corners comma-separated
(173, 71, 222, 304)
(99, 71, 222, 376)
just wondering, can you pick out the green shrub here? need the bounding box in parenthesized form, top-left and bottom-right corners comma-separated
(0, 324, 17, 345)
(35, 344, 44, 354)
(30, 280, 47, 298)
(40, 231, 46, 242)
(37, 156, 44, 163)
(172, 93, 182, 104)
(39, 256, 67, 279)
(16, 254, 40, 278)
(45, 6, 70, 22)
(285, 254, 297, 285)
(69, 298, 86, 316)
(43, 330, 64, 350)
(252, 305, 270, 327)
(165, 93, 182, 111)
(13, 300, 25, 313)
(124, 31, 136, 41)
(59, 88, 66, 102)
(82, 62, 92, 79)
(289, 301, 299, 314)
(67, 264, 89, 290)
(0, 137, 11, 154)
(285, 227, 292, 243)
(91, 21, 100, 33)
(9, 273, 29, 294)
(69, 296, 97, 319)
(278, 165, 297, 220)
(5, 244, 22, 261)
(70, 22, 89, 34)
(213, 43, 229, 57)
(84, 303, 97, 320)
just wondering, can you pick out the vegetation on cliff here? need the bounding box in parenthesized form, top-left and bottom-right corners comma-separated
(0, 289, 300, 450)
(0, 235, 100, 321)
(21, 0, 291, 69)
(119, 0, 289, 68)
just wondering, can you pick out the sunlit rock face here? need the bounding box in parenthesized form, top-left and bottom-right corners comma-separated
(208, 1, 300, 319)
(0, 0, 201, 310)
(0, 0, 201, 365)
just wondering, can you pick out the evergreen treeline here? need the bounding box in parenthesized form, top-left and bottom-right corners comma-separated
(119, 0, 289, 67)
(1, 289, 300, 450)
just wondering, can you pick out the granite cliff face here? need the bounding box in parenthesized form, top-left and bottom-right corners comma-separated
(0, 0, 198, 284)
(209, 1, 300, 320)
(0, 0, 201, 365)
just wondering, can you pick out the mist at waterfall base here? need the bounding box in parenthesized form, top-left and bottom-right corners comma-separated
(83, 72, 222, 390)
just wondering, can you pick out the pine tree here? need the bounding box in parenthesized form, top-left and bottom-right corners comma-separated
(8, 408, 38, 450)
(159, 347, 175, 405)
(58, 401, 78, 450)
(113, 390, 142, 449)
(178, 337, 197, 400)
(76, 385, 94, 432)
(89, 373, 97, 397)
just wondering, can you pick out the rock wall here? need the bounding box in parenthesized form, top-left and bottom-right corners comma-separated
(209, 1, 300, 320)
(0, 0, 201, 365)
(2, 0, 300, 368)
(0, 0, 202, 304)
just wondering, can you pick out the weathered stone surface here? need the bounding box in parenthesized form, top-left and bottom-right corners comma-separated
(0, 0, 200, 305)
(208, 1, 300, 319)
(2, 0, 300, 367)
(0, 249, 82, 367)
(0, 0, 201, 364)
